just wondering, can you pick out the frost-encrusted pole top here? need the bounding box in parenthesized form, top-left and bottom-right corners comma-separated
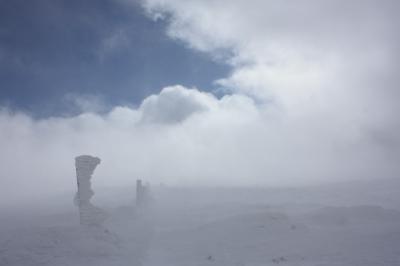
(75, 155, 101, 175)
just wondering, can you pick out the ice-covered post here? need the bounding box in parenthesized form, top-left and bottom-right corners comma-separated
(74, 155, 106, 226)
(136, 179, 152, 207)
(136, 179, 144, 207)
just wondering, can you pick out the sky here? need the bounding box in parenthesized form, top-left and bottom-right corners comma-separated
(0, 0, 399, 205)
(0, 0, 228, 116)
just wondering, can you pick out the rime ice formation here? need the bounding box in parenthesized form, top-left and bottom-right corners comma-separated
(74, 155, 107, 226)
(136, 179, 145, 207)
(136, 179, 151, 207)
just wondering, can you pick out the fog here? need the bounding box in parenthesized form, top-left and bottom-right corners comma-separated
(1, 0, 400, 265)
(1, 84, 398, 208)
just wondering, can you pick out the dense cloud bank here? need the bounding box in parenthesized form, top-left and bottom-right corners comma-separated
(140, 1, 400, 176)
(0, 85, 398, 205)
(1, 1, 400, 204)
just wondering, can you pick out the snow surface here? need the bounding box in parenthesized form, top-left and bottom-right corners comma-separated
(1, 184, 400, 266)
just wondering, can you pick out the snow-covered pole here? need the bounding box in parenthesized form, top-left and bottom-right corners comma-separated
(74, 155, 106, 226)
(136, 179, 144, 207)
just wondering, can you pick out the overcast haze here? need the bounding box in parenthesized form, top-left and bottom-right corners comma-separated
(1, 0, 400, 205)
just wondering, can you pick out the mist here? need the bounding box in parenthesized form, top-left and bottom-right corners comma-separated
(1, 84, 398, 209)
(1, 0, 400, 265)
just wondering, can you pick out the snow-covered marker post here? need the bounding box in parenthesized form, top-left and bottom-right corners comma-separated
(136, 179, 145, 207)
(74, 155, 107, 226)
(136, 179, 152, 207)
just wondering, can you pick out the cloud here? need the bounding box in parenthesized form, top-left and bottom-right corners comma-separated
(0, 84, 399, 208)
(139, 0, 400, 175)
(142, 0, 400, 119)
(0, 87, 255, 206)
(138, 85, 215, 124)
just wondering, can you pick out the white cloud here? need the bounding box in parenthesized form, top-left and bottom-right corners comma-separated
(0, 84, 398, 207)
(139, 0, 400, 178)
(138, 85, 216, 124)
(142, 0, 400, 121)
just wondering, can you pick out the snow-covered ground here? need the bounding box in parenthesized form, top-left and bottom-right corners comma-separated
(1, 182, 400, 266)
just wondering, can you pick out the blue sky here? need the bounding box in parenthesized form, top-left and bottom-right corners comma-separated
(0, 0, 229, 117)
